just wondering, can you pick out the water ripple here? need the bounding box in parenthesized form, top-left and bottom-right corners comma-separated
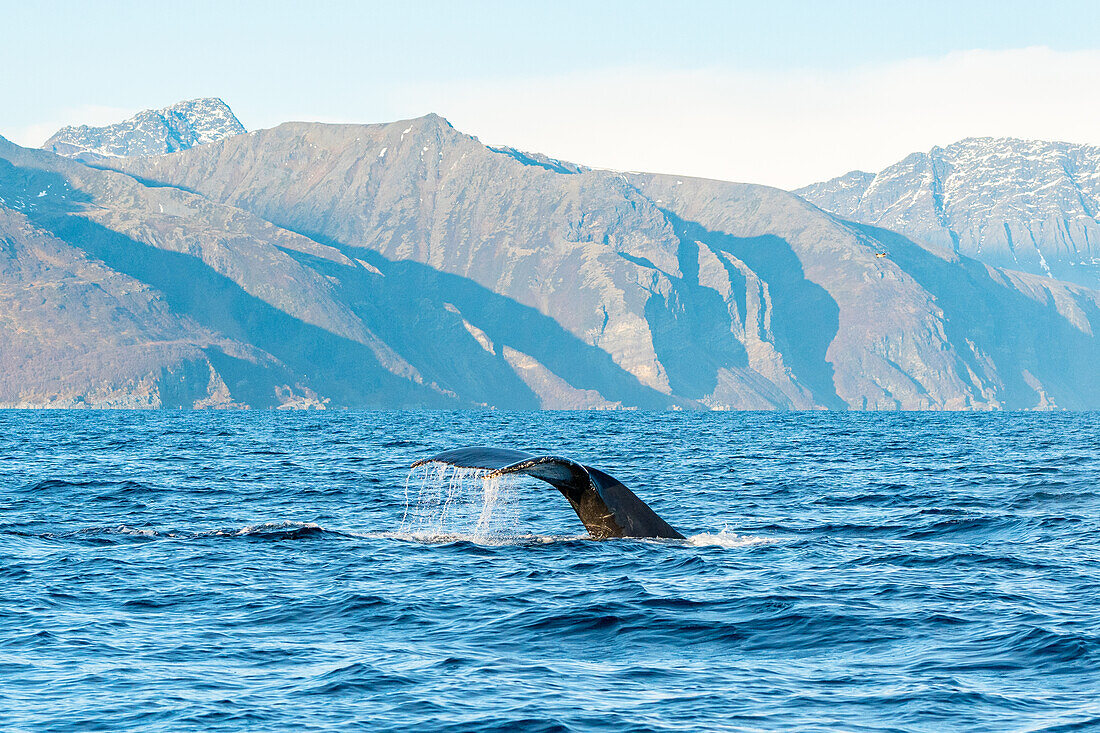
(0, 410, 1097, 731)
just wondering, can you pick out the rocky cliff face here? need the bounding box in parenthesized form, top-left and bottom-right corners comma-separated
(94, 117, 1100, 410)
(0, 134, 466, 408)
(796, 138, 1100, 290)
(2, 107, 1098, 410)
(41, 98, 245, 159)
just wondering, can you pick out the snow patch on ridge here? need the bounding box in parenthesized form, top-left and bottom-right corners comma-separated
(42, 98, 246, 159)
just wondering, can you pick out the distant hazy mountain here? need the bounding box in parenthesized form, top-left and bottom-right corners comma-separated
(796, 137, 1100, 289)
(0, 133, 455, 408)
(41, 98, 245, 159)
(99, 116, 1100, 409)
(2, 109, 1098, 409)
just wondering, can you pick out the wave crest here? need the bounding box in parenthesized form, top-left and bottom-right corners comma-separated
(686, 530, 773, 548)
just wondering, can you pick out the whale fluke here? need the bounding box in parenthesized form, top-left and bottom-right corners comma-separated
(412, 447, 684, 540)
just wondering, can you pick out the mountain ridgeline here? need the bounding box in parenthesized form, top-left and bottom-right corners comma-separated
(42, 98, 245, 160)
(797, 137, 1100, 290)
(0, 104, 1097, 409)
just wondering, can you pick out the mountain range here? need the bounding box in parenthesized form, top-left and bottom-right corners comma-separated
(0, 101, 1097, 409)
(797, 137, 1100, 290)
(41, 98, 245, 160)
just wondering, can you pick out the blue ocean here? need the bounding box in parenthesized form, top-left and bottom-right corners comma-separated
(2, 411, 1098, 732)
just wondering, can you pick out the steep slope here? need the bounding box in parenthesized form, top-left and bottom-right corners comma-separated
(0, 198, 325, 408)
(106, 116, 808, 408)
(0, 135, 480, 408)
(631, 175, 1100, 410)
(42, 98, 246, 159)
(102, 116, 1100, 409)
(796, 138, 1100, 289)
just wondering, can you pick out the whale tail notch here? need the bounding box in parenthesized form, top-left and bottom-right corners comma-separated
(411, 446, 684, 540)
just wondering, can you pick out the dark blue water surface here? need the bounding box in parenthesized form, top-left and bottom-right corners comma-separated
(1, 411, 1098, 732)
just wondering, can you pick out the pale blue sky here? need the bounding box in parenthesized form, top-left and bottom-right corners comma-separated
(5, 0, 1100, 186)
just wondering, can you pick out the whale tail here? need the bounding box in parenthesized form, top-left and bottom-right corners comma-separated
(412, 447, 684, 540)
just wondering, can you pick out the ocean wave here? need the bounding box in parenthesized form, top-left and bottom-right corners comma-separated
(214, 521, 331, 540)
(686, 530, 774, 548)
(367, 530, 592, 546)
(3, 411, 1099, 732)
(0, 521, 350, 543)
(23, 478, 151, 493)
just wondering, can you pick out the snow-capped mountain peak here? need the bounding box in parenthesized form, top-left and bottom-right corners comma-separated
(796, 136, 1100, 288)
(42, 98, 246, 159)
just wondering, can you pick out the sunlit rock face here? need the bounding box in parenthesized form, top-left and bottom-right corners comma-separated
(41, 98, 246, 160)
(2, 110, 1098, 410)
(797, 137, 1100, 290)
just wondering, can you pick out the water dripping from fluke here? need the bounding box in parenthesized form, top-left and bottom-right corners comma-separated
(407, 446, 685, 540)
(398, 462, 524, 541)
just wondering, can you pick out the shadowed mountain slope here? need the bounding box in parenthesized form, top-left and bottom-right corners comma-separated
(0, 204, 265, 408)
(92, 115, 1100, 410)
(633, 175, 1100, 410)
(1, 130, 678, 409)
(0, 136, 471, 408)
